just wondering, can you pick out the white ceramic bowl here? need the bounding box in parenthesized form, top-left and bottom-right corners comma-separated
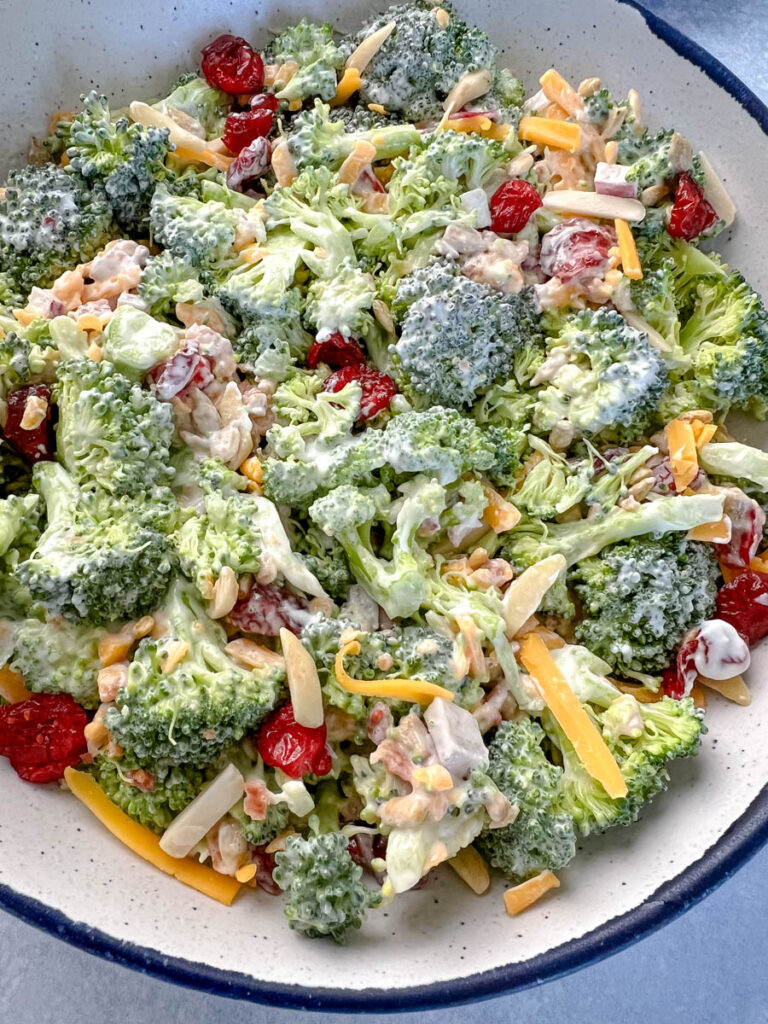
(2, 0, 768, 1010)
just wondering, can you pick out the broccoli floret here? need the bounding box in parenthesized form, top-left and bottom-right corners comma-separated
(274, 832, 380, 942)
(16, 462, 173, 626)
(617, 127, 688, 192)
(0, 328, 60, 401)
(545, 691, 703, 836)
(216, 228, 307, 326)
(174, 489, 261, 600)
(105, 578, 282, 764)
(138, 251, 204, 317)
(630, 256, 679, 350)
(473, 378, 537, 432)
(582, 88, 615, 125)
(231, 796, 291, 847)
(309, 477, 446, 618)
(54, 358, 175, 497)
(0, 493, 42, 618)
(62, 92, 172, 232)
(285, 100, 420, 173)
(267, 20, 345, 102)
(301, 615, 479, 723)
(476, 718, 576, 882)
(0, 164, 114, 305)
(0, 440, 32, 498)
(89, 750, 210, 832)
(232, 297, 312, 377)
(154, 74, 229, 138)
(348, 0, 495, 122)
(328, 106, 394, 131)
(150, 185, 241, 269)
(532, 307, 668, 440)
(571, 535, 719, 677)
(503, 491, 726, 571)
(392, 259, 541, 408)
(101, 306, 180, 381)
(303, 262, 376, 341)
(10, 617, 104, 707)
(289, 519, 354, 600)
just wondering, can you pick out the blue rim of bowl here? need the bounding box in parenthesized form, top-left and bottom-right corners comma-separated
(2, 0, 768, 1012)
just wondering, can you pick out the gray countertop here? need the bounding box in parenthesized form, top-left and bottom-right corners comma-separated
(2, 3, 768, 1021)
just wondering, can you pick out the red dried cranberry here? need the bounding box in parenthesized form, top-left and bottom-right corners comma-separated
(226, 137, 271, 194)
(229, 582, 309, 636)
(306, 334, 366, 370)
(668, 173, 719, 240)
(348, 832, 387, 873)
(489, 179, 543, 234)
(717, 492, 765, 569)
(539, 218, 616, 282)
(716, 570, 768, 646)
(4, 384, 54, 463)
(322, 364, 397, 420)
(201, 34, 264, 94)
(256, 704, 332, 779)
(250, 846, 281, 894)
(223, 95, 278, 153)
(669, 622, 751, 698)
(149, 342, 214, 401)
(661, 664, 686, 700)
(0, 693, 87, 783)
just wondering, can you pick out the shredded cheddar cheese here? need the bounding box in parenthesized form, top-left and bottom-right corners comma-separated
(614, 218, 642, 280)
(665, 418, 699, 492)
(0, 665, 32, 704)
(449, 845, 491, 894)
(539, 68, 584, 117)
(503, 870, 560, 915)
(330, 68, 363, 107)
(518, 116, 581, 153)
(335, 641, 455, 705)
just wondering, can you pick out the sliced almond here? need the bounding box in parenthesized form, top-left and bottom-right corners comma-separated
(162, 640, 190, 674)
(209, 566, 239, 619)
(164, 105, 205, 138)
(129, 101, 208, 153)
(280, 627, 324, 728)
(226, 638, 285, 671)
(345, 20, 396, 72)
(449, 845, 490, 894)
(19, 394, 48, 430)
(159, 763, 245, 859)
(443, 68, 494, 117)
(695, 151, 736, 228)
(542, 189, 646, 222)
(502, 554, 567, 638)
(98, 630, 134, 667)
(621, 309, 672, 353)
(698, 673, 751, 706)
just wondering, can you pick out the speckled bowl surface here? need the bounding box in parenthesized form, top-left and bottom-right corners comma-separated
(2, 0, 768, 1011)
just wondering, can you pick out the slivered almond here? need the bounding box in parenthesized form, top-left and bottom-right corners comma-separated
(265, 830, 298, 854)
(698, 674, 751, 705)
(542, 189, 646, 221)
(280, 627, 324, 728)
(97, 663, 128, 703)
(98, 631, 134, 667)
(442, 68, 494, 116)
(695, 151, 736, 228)
(132, 616, 155, 639)
(372, 299, 395, 333)
(432, 6, 450, 27)
(209, 566, 239, 619)
(162, 640, 190, 674)
(454, 615, 486, 679)
(129, 101, 207, 152)
(159, 763, 245, 859)
(449, 846, 490, 894)
(19, 394, 47, 430)
(345, 20, 396, 72)
(502, 555, 567, 638)
(225, 638, 285, 671)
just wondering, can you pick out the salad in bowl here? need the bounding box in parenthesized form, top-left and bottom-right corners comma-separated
(0, 0, 765, 947)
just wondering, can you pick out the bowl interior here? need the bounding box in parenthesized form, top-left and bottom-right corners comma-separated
(2, 0, 768, 1007)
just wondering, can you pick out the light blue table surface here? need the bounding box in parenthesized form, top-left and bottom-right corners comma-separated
(3, 4, 768, 1022)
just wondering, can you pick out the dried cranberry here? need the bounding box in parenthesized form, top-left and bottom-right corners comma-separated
(322, 364, 397, 420)
(201, 34, 264, 94)
(306, 334, 366, 370)
(716, 491, 765, 568)
(716, 570, 768, 646)
(489, 179, 543, 234)
(348, 832, 387, 872)
(256, 704, 332, 779)
(250, 845, 281, 894)
(668, 173, 719, 240)
(229, 581, 309, 636)
(149, 342, 214, 401)
(669, 621, 751, 698)
(223, 95, 278, 153)
(226, 137, 271, 194)
(539, 218, 616, 282)
(661, 664, 686, 700)
(4, 384, 54, 463)
(0, 693, 87, 784)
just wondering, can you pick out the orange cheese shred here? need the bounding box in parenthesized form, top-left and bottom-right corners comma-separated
(0, 666, 33, 704)
(330, 68, 362, 107)
(518, 117, 581, 153)
(614, 218, 643, 280)
(519, 633, 627, 799)
(63, 768, 241, 905)
(692, 422, 718, 448)
(539, 69, 584, 117)
(503, 870, 560, 916)
(335, 641, 454, 705)
(665, 418, 699, 492)
(173, 146, 233, 171)
(687, 518, 732, 543)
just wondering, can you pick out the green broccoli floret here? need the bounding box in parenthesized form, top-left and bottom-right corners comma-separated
(154, 73, 230, 138)
(216, 228, 307, 326)
(630, 256, 679, 350)
(503, 491, 726, 571)
(0, 440, 32, 498)
(150, 185, 241, 269)
(105, 578, 282, 764)
(230, 794, 291, 847)
(545, 692, 703, 836)
(0, 328, 60, 401)
(232, 297, 312, 377)
(89, 750, 210, 832)
(303, 263, 376, 341)
(617, 127, 688, 192)
(392, 259, 541, 409)
(328, 106, 394, 131)
(285, 100, 420, 173)
(274, 832, 381, 942)
(476, 718, 576, 882)
(174, 489, 261, 599)
(347, 0, 495, 122)
(54, 358, 175, 497)
(0, 164, 114, 305)
(101, 306, 180, 381)
(289, 519, 354, 600)
(267, 20, 345, 102)
(473, 378, 537, 432)
(62, 92, 172, 232)
(137, 251, 204, 317)
(10, 617, 104, 707)
(301, 615, 480, 723)
(532, 307, 668, 440)
(309, 476, 446, 618)
(582, 88, 615, 124)
(571, 534, 719, 677)
(16, 462, 173, 626)
(0, 493, 42, 618)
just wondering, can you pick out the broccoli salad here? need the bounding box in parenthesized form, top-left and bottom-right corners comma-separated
(0, 0, 766, 943)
